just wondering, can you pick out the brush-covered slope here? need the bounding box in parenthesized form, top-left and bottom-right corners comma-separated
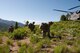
(0, 20, 80, 53)
(50, 20, 80, 37)
(0, 18, 24, 32)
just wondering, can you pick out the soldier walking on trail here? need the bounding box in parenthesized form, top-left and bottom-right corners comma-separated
(40, 23, 49, 38)
(40, 22, 53, 38)
(25, 21, 29, 26)
(28, 22, 35, 33)
(8, 25, 14, 33)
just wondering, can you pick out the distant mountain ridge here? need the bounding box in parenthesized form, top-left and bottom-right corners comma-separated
(0, 18, 24, 31)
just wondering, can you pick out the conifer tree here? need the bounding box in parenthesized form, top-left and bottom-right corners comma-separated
(15, 22, 18, 29)
(60, 15, 68, 21)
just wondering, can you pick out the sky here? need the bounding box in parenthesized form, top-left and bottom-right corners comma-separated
(0, 0, 80, 24)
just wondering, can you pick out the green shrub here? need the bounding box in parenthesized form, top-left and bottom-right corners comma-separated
(34, 41, 43, 52)
(0, 37, 2, 44)
(6, 39, 13, 46)
(0, 32, 9, 37)
(27, 46, 34, 53)
(18, 45, 27, 53)
(0, 44, 10, 53)
(34, 38, 51, 52)
(67, 41, 74, 45)
(64, 40, 74, 45)
(17, 41, 22, 46)
(30, 35, 40, 44)
(17, 41, 28, 47)
(21, 42, 28, 48)
(54, 44, 68, 53)
(35, 25, 41, 34)
(10, 27, 30, 39)
(42, 38, 51, 46)
(76, 46, 80, 53)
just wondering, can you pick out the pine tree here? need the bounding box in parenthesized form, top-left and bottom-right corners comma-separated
(60, 15, 68, 21)
(15, 22, 18, 29)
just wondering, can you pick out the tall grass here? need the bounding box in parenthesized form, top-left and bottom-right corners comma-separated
(0, 44, 10, 53)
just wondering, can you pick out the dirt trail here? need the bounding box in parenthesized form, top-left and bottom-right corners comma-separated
(1, 36, 64, 53)
(10, 37, 30, 53)
(2, 36, 9, 44)
(10, 41, 19, 53)
(19, 37, 30, 45)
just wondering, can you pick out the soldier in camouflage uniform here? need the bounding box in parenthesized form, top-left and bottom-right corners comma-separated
(8, 25, 14, 33)
(28, 22, 35, 33)
(25, 21, 29, 26)
(40, 22, 53, 38)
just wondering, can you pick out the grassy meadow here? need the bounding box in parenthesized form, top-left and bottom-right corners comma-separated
(0, 20, 80, 53)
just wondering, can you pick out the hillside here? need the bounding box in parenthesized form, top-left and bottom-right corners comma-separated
(50, 20, 80, 37)
(0, 20, 80, 53)
(0, 18, 24, 31)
